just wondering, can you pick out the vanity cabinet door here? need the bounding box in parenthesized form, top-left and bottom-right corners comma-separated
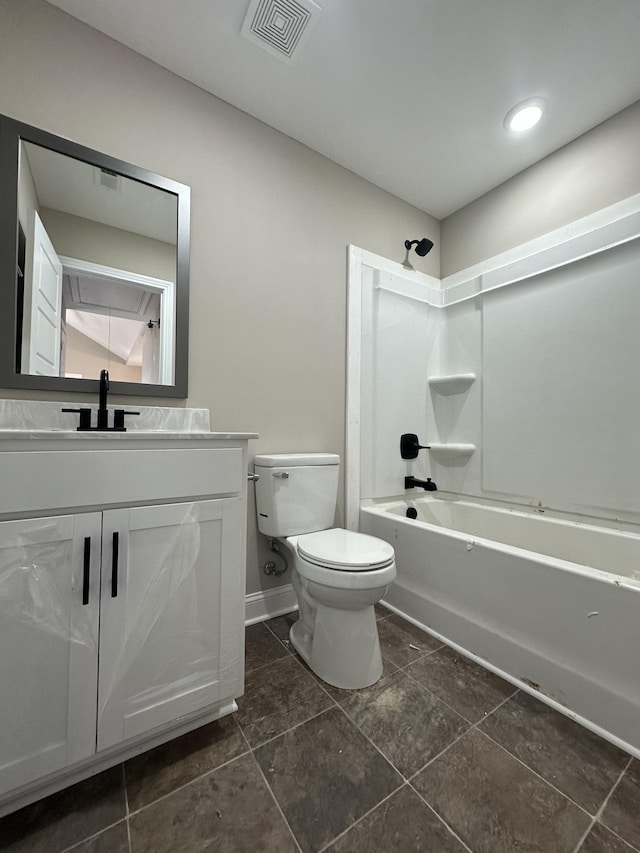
(0, 513, 101, 797)
(97, 497, 243, 751)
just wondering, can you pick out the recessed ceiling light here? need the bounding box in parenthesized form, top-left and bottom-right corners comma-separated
(504, 98, 546, 133)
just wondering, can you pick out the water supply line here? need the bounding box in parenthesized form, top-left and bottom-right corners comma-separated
(245, 470, 286, 576)
(263, 537, 288, 577)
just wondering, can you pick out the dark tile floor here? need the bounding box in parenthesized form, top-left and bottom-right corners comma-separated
(1, 606, 638, 853)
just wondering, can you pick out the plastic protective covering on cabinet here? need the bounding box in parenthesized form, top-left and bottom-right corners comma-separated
(0, 502, 230, 739)
(98, 500, 226, 733)
(0, 517, 97, 652)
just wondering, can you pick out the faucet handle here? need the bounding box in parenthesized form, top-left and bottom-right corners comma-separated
(113, 409, 140, 431)
(62, 407, 92, 430)
(400, 433, 431, 459)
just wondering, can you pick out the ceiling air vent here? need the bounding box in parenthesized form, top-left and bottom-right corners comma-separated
(94, 166, 121, 191)
(241, 0, 322, 62)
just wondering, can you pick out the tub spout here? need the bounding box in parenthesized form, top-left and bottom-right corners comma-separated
(405, 475, 437, 491)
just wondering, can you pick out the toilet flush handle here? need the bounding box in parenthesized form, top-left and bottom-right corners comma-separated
(273, 471, 289, 479)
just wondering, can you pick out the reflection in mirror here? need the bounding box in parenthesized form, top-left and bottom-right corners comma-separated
(0, 113, 189, 398)
(18, 141, 177, 385)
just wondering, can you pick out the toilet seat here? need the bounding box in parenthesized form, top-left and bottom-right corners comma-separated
(292, 528, 396, 591)
(297, 528, 394, 571)
(294, 550, 396, 591)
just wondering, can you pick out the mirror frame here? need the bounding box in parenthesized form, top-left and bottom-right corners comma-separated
(0, 114, 190, 398)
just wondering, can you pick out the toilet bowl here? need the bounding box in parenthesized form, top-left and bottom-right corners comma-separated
(254, 452, 396, 690)
(285, 529, 396, 688)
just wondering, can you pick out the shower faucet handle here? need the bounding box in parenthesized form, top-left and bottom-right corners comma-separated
(400, 433, 430, 459)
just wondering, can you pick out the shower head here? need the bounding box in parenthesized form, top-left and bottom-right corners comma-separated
(404, 238, 434, 257)
(402, 237, 434, 269)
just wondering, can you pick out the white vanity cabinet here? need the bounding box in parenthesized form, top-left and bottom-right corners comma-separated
(97, 496, 242, 751)
(0, 428, 255, 817)
(0, 512, 102, 795)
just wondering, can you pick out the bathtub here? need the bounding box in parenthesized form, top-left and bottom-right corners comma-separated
(360, 494, 640, 757)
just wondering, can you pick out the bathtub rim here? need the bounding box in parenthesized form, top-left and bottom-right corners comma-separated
(360, 496, 640, 590)
(363, 491, 640, 534)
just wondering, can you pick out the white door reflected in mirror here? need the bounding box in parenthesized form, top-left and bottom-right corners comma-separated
(22, 210, 63, 377)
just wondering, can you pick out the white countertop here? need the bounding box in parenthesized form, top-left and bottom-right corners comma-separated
(0, 430, 258, 441)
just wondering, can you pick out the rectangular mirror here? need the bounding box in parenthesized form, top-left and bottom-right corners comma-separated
(0, 115, 190, 397)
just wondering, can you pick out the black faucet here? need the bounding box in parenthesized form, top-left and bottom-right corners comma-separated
(62, 368, 140, 431)
(97, 369, 110, 429)
(405, 475, 437, 491)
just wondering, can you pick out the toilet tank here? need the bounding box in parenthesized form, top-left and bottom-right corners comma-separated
(254, 453, 340, 537)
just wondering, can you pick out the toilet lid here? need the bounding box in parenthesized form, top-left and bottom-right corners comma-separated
(297, 529, 394, 571)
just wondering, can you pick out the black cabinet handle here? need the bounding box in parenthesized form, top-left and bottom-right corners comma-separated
(82, 537, 91, 605)
(111, 532, 119, 598)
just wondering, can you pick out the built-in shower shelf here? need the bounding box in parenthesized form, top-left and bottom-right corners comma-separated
(428, 443, 476, 458)
(427, 373, 476, 392)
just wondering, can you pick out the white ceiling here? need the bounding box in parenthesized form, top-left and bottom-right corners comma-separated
(45, 0, 640, 219)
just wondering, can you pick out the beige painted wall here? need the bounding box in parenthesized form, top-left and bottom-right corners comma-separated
(40, 208, 176, 283)
(0, 0, 439, 595)
(17, 144, 39, 229)
(441, 100, 640, 276)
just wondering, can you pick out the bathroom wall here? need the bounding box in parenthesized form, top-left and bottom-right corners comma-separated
(441, 100, 640, 276)
(17, 147, 39, 230)
(39, 209, 176, 284)
(0, 0, 438, 595)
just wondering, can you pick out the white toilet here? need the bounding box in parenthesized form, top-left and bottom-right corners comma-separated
(254, 453, 396, 689)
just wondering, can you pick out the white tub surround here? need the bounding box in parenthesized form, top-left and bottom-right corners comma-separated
(0, 403, 257, 817)
(347, 194, 640, 528)
(427, 373, 476, 391)
(361, 495, 640, 757)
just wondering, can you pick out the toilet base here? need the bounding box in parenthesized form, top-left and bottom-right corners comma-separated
(290, 603, 383, 690)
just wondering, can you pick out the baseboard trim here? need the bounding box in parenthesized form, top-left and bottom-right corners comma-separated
(245, 584, 298, 625)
